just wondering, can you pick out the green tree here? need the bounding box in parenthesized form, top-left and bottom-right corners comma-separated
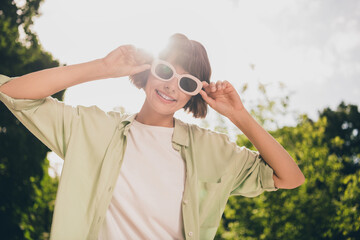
(217, 106, 360, 239)
(319, 102, 360, 238)
(0, 0, 62, 239)
(319, 102, 360, 174)
(212, 63, 360, 239)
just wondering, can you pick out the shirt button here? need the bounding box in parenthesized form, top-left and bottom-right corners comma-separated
(188, 232, 193, 237)
(183, 199, 188, 205)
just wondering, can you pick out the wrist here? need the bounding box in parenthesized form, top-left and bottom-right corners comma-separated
(228, 104, 246, 121)
(228, 107, 252, 131)
(96, 58, 113, 79)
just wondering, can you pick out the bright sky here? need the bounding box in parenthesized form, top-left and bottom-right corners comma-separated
(28, 0, 360, 177)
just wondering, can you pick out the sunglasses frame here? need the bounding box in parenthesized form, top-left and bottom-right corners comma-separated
(151, 59, 203, 96)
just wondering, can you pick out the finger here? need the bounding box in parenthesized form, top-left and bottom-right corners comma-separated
(130, 64, 151, 75)
(202, 81, 211, 93)
(216, 80, 223, 90)
(121, 45, 137, 62)
(223, 81, 235, 93)
(199, 89, 215, 106)
(210, 82, 216, 92)
(135, 48, 153, 64)
(222, 80, 230, 90)
(116, 46, 127, 57)
(123, 44, 136, 52)
(202, 81, 210, 87)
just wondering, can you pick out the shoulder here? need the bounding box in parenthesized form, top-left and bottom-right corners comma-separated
(70, 104, 130, 131)
(178, 119, 233, 147)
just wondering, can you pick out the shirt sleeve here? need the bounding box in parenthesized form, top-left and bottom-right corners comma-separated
(0, 74, 79, 160)
(230, 147, 278, 197)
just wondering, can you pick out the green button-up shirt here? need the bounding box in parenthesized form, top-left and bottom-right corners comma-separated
(0, 75, 277, 240)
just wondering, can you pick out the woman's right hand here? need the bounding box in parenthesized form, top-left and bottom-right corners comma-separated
(101, 45, 152, 78)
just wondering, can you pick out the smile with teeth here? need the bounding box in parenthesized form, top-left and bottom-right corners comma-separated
(156, 90, 176, 102)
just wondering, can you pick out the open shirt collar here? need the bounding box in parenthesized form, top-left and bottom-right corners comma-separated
(119, 113, 189, 147)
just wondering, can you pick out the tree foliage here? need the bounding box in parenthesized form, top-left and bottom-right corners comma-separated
(216, 103, 360, 239)
(0, 0, 62, 239)
(319, 102, 360, 174)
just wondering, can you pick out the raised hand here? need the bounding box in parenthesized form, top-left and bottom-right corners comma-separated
(199, 80, 245, 119)
(102, 45, 152, 78)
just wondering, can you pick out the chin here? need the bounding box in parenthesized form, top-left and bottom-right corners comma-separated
(153, 107, 177, 116)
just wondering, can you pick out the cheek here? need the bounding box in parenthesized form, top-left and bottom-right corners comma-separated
(145, 75, 164, 90)
(144, 76, 156, 94)
(179, 95, 192, 107)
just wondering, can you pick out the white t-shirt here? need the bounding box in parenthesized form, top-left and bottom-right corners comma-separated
(98, 119, 186, 240)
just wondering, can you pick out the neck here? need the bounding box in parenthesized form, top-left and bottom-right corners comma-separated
(136, 104, 175, 128)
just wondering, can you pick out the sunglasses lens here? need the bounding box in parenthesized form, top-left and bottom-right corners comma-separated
(179, 77, 198, 93)
(155, 63, 173, 80)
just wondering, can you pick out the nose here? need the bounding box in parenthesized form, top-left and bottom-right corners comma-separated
(163, 76, 178, 93)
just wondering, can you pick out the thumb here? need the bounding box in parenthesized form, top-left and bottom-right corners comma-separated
(131, 64, 151, 75)
(199, 89, 215, 106)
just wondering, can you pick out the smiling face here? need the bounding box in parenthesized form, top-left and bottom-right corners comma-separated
(142, 61, 192, 118)
(130, 33, 212, 120)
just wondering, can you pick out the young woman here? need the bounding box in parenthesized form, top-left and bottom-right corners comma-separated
(0, 33, 305, 240)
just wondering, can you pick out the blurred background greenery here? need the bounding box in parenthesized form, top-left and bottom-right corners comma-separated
(0, 0, 359, 239)
(0, 0, 61, 239)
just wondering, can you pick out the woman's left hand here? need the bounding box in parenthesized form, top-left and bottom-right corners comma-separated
(199, 80, 245, 119)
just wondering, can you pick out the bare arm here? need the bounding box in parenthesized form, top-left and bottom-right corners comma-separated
(230, 109, 305, 189)
(200, 80, 305, 189)
(0, 60, 108, 99)
(0, 45, 151, 99)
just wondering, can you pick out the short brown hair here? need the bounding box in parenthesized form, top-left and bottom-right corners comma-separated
(129, 33, 212, 118)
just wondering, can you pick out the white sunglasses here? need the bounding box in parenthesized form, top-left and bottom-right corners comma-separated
(151, 59, 203, 96)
